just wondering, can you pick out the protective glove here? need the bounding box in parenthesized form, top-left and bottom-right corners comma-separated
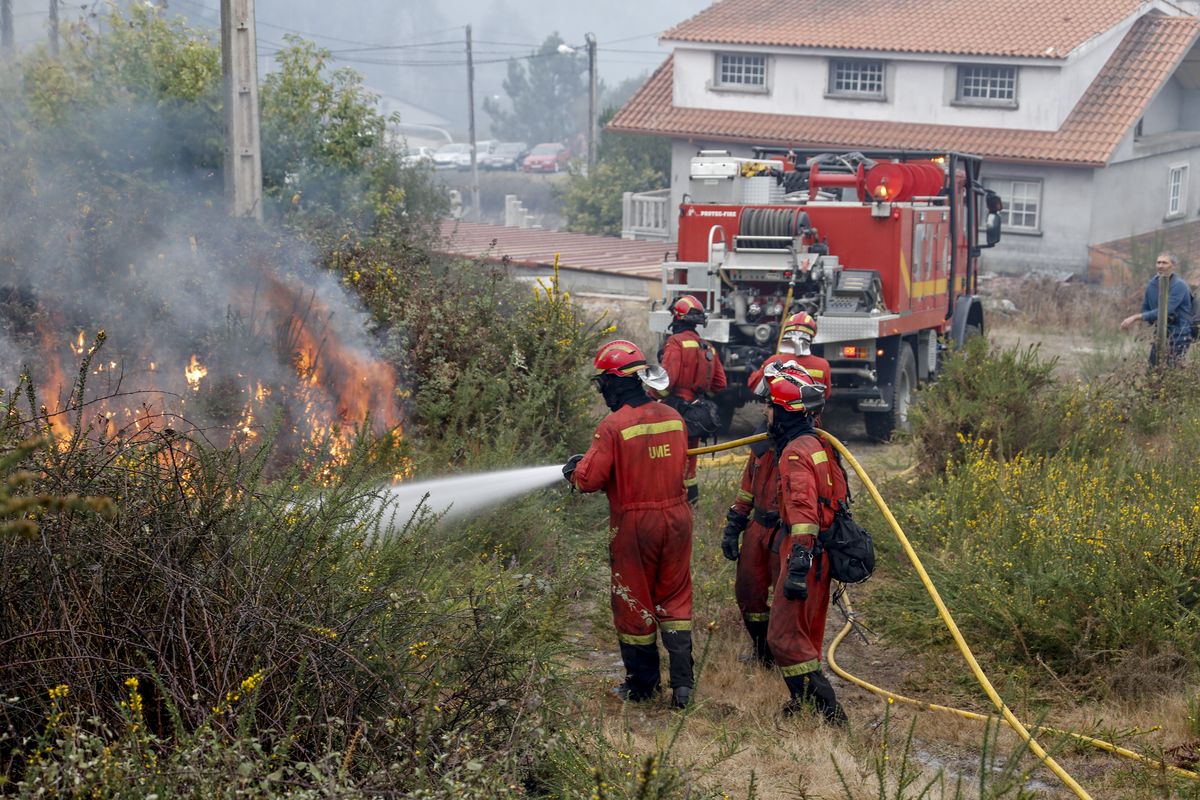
(720, 507, 749, 562)
(721, 530, 741, 561)
(562, 454, 584, 485)
(782, 542, 813, 601)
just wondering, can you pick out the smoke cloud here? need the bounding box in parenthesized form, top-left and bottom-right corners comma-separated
(0, 95, 402, 452)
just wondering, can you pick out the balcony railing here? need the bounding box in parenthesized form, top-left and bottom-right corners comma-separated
(621, 189, 671, 241)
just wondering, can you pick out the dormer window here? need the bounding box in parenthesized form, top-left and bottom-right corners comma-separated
(713, 53, 768, 92)
(955, 65, 1018, 107)
(828, 58, 886, 100)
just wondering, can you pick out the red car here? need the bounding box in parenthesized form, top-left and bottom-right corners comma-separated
(522, 142, 569, 173)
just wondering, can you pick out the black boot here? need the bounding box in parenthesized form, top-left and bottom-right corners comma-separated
(782, 671, 847, 725)
(743, 618, 774, 668)
(661, 627, 694, 708)
(615, 641, 660, 701)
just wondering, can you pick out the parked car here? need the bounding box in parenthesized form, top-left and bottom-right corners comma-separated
(432, 142, 469, 169)
(482, 141, 529, 170)
(400, 146, 435, 168)
(522, 142, 569, 173)
(454, 140, 497, 170)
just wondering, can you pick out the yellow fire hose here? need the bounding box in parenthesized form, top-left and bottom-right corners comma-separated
(826, 595, 1199, 781)
(686, 431, 1200, 794)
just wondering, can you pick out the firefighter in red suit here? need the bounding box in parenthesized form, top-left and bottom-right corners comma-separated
(763, 364, 848, 724)
(722, 313, 834, 661)
(749, 312, 832, 407)
(563, 340, 696, 709)
(719, 374, 782, 667)
(659, 295, 726, 505)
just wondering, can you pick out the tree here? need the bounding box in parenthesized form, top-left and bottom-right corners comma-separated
(482, 33, 588, 145)
(561, 105, 670, 236)
(259, 35, 445, 242)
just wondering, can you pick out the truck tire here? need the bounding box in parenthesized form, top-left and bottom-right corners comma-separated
(864, 344, 916, 442)
(717, 400, 737, 436)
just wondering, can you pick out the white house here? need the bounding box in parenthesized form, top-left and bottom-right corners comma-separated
(609, 0, 1200, 277)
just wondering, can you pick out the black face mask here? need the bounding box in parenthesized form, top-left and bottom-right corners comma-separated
(769, 407, 815, 454)
(595, 374, 650, 412)
(669, 319, 699, 334)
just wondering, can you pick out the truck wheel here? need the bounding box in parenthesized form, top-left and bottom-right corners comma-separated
(864, 344, 916, 442)
(716, 398, 737, 436)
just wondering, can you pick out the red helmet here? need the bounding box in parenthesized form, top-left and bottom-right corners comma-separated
(671, 294, 708, 325)
(593, 340, 648, 376)
(766, 363, 826, 415)
(781, 312, 817, 340)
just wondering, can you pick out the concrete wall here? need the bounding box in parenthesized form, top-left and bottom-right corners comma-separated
(978, 164, 1094, 274)
(513, 266, 659, 301)
(1090, 148, 1200, 243)
(1143, 77, 1184, 136)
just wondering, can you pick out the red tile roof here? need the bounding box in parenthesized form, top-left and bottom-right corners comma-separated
(609, 14, 1200, 167)
(437, 220, 669, 281)
(664, 0, 1144, 59)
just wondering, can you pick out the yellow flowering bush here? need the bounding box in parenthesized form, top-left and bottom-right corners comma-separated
(879, 425, 1200, 687)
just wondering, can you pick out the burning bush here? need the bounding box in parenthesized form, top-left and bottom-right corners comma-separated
(0, 380, 584, 794)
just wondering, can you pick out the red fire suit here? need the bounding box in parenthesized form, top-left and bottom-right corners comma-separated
(571, 401, 692, 644)
(730, 449, 782, 625)
(767, 433, 845, 678)
(660, 329, 727, 492)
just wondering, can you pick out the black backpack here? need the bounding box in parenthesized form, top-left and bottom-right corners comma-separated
(813, 441, 876, 584)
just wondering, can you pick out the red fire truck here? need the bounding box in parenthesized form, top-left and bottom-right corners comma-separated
(650, 148, 1002, 441)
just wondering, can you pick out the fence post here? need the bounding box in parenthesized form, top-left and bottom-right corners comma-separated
(1157, 274, 1170, 367)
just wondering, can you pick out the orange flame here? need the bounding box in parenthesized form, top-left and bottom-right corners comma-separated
(26, 270, 405, 479)
(184, 355, 207, 391)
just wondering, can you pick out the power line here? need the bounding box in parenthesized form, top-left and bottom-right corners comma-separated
(171, 0, 462, 52)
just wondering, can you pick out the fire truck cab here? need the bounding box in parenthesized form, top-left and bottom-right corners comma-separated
(650, 148, 1001, 441)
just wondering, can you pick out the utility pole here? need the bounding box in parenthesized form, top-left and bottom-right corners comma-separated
(466, 24, 480, 223)
(1, 0, 13, 60)
(586, 33, 597, 171)
(48, 0, 59, 56)
(220, 0, 263, 221)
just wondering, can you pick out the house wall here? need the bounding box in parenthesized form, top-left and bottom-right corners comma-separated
(1182, 85, 1200, 131)
(1143, 77, 1184, 135)
(978, 164, 1094, 274)
(1090, 142, 1200, 243)
(670, 41, 1127, 132)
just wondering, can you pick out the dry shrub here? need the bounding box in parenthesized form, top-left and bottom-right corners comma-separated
(0, 377, 581, 795)
(983, 275, 1127, 333)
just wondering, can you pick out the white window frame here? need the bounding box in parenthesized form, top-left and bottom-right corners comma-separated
(955, 65, 1018, 107)
(827, 58, 886, 100)
(983, 178, 1042, 234)
(712, 52, 769, 93)
(1167, 164, 1188, 220)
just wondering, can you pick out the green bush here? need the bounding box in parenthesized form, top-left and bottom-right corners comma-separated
(909, 337, 1070, 471)
(876, 436, 1200, 691)
(324, 247, 612, 465)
